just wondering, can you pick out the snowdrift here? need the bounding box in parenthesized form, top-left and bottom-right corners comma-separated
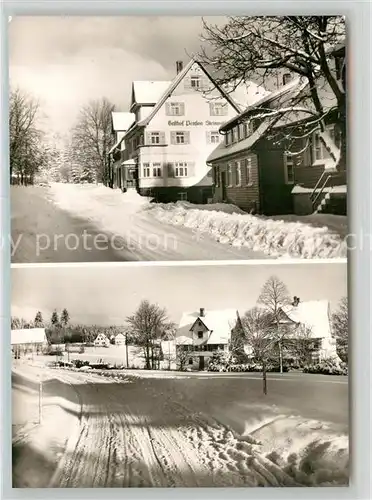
(147, 202, 347, 259)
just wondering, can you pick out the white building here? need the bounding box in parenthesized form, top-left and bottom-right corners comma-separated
(176, 307, 238, 370)
(119, 59, 266, 203)
(279, 298, 340, 362)
(113, 332, 126, 346)
(11, 328, 48, 357)
(93, 333, 110, 347)
(109, 111, 135, 190)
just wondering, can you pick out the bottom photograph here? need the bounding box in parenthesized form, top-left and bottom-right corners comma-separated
(11, 261, 348, 488)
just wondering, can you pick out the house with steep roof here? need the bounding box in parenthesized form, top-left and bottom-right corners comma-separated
(108, 112, 135, 189)
(176, 307, 238, 370)
(93, 332, 110, 347)
(117, 59, 266, 203)
(207, 44, 346, 215)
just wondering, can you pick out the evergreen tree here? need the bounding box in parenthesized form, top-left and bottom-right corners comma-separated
(34, 311, 44, 327)
(61, 308, 70, 327)
(51, 310, 60, 327)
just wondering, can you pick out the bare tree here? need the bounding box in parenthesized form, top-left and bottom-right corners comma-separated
(71, 98, 115, 184)
(285, 325, 318, 366)
(258, 276, 292, 373)
(238, 307, 279, 395)
(198, 16, 346, 170)
(331, 297, 348, 363)
(126, 300, 173, 370)
(9, 87, 45, 184)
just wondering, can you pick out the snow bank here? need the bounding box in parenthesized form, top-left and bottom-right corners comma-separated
(146, 203, 347, 259)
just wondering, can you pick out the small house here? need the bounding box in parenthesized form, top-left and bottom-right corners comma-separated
(11, 328, 48, 357)
(114, 332, 127, 346)
(176, 307, 238, 370)
(93, 333, 110, 347)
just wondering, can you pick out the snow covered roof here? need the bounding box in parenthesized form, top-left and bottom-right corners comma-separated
(109, 131, 126, 154)
(136, 59, 242, 128)
(131, 80, 171, 107)
(280, 300, 332, 339)
(11, 328, 47, 345)
(227, 81, 270, 112)
(111, 112, 135, 132)
(176, 309, 237, 345)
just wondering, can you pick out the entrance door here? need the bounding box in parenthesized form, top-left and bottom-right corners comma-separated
(220, 171, 227, 201)
(199, 356, 205, 371)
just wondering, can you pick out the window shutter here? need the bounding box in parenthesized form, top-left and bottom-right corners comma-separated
(170, 131, 176, 145)
(222, 103, 228, 116)
(145, 132, 152, 145)
(167, 162, 175, 178)
(209, 102, 214, 116)
(180, 103, 185, 116)
(165, 102, 171, 116)
(201, 76, 210, 91)
(159, 131, 166, 145)
(206, 131, 211, 144)
(185, 131, 191, 144)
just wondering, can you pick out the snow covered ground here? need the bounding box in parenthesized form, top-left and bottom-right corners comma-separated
(12, 363, 349, 487)
(47, 183, 347, 259)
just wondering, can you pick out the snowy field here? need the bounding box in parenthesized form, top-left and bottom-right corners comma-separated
(12, 363, 349, 487)
(47, 183, 347, 259)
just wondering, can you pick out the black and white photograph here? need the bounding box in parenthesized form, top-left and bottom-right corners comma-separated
(9, 15, 347, 263)
(11, 262, 348, 488)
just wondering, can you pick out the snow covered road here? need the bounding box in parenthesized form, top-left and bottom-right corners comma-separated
(13, 367, 349, 487)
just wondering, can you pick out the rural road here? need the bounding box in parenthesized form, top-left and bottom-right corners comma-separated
(12, 367, 349, 488)
(11, 187, 268, 263)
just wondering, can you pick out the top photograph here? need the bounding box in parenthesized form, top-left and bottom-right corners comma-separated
(9, 15, 347, 263)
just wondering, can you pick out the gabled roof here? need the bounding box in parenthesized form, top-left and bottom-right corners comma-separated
(109, 131, 126, 154)
(11, 328, 47, 345)
(131, 80, 171, 109)
(176, 309, 237, 345)
(136, 59, 242, 128)
(220, 76, 307, 132)
(111, 112, 135, 132)
(280, 300, 332, 339)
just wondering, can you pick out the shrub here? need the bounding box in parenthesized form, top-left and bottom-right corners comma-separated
(303, 358, 348, 376)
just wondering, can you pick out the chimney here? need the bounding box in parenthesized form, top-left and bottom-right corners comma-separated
(292, 296, 300, 307)
(199, 307, 205, 317)
(282, 73, 292, 86)
(176, 61, 184, 74)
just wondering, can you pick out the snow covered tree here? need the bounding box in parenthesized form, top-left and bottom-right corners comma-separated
(198, 16, 346, 171)
(51, 310, 60, 327)
(258, 276, 292, 373)
(126, 300, 173, 370)
(11, 317, 33, 329)
(34, 311, 44, 328)
(9, 87, 47, 184)
(60, 308, 70, 327)
(332, 297, 348, 363)
(71, 97, 115, 185)
(237, 307, 279, 395)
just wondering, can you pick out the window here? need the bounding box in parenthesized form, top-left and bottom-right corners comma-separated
(152, 163, 162, 177)
(282, 73, 292, 85)
(149, 132, 161, 145)
(209, 102, 228, 116)
(312, 125, 335, 162)
(208, 131, 220, 144)
(188, 358, 193, 365)
(238, 123, 245, 140)
(284, 154, 295, 184)
(245, 157, 253, 186)
(190, 76, 201, 89)
(232, 127, 239, 143)
(167, 102, 185, 116)
(227, 163, 233, 186)
(226, 130, 233, 146)
(234, 161, 241, 186)
(171, 131, 190, 145)
(198, 331, 203, 339)
(244, 122, 252, 138)
(179, 192, 188, 201)
(175, 162, 188, 177)
(142, 162, 150, 177)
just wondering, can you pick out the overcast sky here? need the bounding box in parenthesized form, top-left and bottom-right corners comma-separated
(12, 263, 347, 326)
(9, 16, 225, 135)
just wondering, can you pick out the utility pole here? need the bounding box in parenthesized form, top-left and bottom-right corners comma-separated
(125, 332, 129, 368)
